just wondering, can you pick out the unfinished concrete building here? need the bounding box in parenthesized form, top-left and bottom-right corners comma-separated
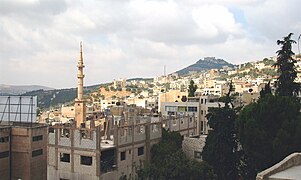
(47, 114, 196, 180)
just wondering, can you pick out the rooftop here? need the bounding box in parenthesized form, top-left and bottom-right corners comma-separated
(269, 165, 301, 179)
(0, 121, 48, 128)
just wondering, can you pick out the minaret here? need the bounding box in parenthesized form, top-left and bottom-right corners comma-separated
(77, 42, 85, 100)
(75, 42, 86, 128)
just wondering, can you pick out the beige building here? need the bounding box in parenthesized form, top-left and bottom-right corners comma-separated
(0, 122, 48, 180)
(113, 78, 126, 89)
(158, 90, 188, 112)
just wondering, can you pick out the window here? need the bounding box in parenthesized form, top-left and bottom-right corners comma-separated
(165, 106, 177, 112)
(167, 111, 175, 116)
(188, 106, 198, 112)
(178, 106, 187, 112)
(32, 149, 43, 157)
(194, 151, 202, 159)
(49, 128, 54, 133)
(0, 136, 9, 143)
(0, 151, 9, 159)
(201, 121, 204, 132)
(32, 135, 43, 142)
(138, 147, 144, 156)
(101, 149, 116, 173)
(60, 153, 70, 163)
(201, 110, 203, 115)
(81, 156, 92, 166)
(181, 118, 184, 124)
(62, 128, 70, 138)
(120, 151, 126, 161)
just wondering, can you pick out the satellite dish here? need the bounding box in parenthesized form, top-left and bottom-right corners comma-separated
(181, 96, 187, 102)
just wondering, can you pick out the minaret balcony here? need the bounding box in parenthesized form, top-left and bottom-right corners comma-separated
(77, 65, 85, 68)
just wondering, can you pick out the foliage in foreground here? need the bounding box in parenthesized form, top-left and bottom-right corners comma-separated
(237, 33, 301, 174)
(237, 94, 301, 172)
(136, 129, 216, 180)
(202, 83, 254, 180)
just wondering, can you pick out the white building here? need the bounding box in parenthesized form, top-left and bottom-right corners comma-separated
(161, 95, 222, 135)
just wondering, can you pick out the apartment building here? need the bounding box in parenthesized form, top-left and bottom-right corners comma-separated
(161, 95, 222, 135)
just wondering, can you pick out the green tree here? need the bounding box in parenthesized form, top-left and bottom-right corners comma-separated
(110, 86, 116, 91)
(259, 81, 272, 98)
(137, 129, 215, 180)
(188, 80, 197, 97)
(262, 58, 275, 66)
(237, 95, 301, 173)
(202, 83, 252, 180)
(273, 33, 300, 96)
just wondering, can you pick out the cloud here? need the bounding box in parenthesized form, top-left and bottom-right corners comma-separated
(0, 0, 300, 88)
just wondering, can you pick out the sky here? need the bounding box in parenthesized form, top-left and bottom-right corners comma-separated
(0, 0, 301, 89)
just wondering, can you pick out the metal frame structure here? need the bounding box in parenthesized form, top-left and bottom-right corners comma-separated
(0, 96, 37, 124)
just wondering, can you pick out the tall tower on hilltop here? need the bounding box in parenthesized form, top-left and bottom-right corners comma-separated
(75, 42, 86, 128)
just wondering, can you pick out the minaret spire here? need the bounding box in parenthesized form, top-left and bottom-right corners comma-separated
(77, 42, 85, 100)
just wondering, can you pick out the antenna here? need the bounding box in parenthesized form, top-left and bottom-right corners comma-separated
(298, 34, 301, 55)
(164, 65, 166, 102)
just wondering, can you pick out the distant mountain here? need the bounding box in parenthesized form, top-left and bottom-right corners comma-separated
(0, 84, 54, 95)
(127, 77, 153, 82)
(176, 57, 234, 75)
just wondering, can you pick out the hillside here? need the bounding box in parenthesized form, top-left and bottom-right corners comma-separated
(176, 57, 234, 75)
(22, 84, 101, 109)
(0, 84, 54, 95)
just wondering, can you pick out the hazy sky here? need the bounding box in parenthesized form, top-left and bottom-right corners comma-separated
(0, 0, 300, 88)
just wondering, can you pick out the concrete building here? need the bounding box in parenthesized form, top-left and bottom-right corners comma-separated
(161, 95, 222, 135)
(158, 90, 188, 112)
(113, 79, 126, 89)
(48, 117, 159, 180)
(0, 122, 48, 180)
(201, 82, 228, 97)
(48, 113, 196, 180)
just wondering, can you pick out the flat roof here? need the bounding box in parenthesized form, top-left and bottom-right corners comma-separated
(101, 140, 115, 149)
